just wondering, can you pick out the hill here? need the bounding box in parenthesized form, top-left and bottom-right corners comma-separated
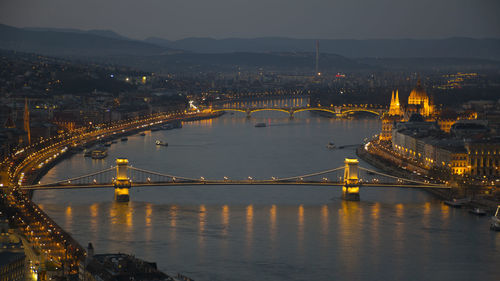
(0, 24, 174, 57)
(145, 37, 500, 61)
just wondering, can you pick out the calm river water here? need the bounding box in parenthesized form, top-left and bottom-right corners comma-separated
(34, 109, 499, 281)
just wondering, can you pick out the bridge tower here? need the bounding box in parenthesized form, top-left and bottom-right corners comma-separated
(334, 106, 342, 118)
(342, 158, 360, 201)
(114, 158, 131, 202)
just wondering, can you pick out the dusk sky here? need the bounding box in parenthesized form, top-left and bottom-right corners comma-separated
(1, 0, 499, 40)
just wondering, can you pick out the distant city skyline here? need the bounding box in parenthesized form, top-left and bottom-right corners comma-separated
(1, 0, 499, 40)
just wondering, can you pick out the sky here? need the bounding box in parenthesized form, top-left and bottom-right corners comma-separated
(1, 0, 499, 40)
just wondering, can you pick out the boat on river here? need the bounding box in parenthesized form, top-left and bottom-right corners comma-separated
(491, 205, 500, 231)
(139, 132, 146, 136)
(121, 137, 128, 141)
(91, 149, 108, 159)
(326, 142, 336, 149)
(156, 140, 168, 146)
(468, 207, 487, 216)
(444, 199, 463, 208)
(444, 198, 471, 208)
(255, 123, 266, 127)
(83, 149, 92, 157)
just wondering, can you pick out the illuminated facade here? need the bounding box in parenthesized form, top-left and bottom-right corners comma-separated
(0, 252, 25, 281)
(391, 121, 468, 175)
(451, 152, 468, 175)
(380, 78, 476, 141)
(465, 139, 500, 177)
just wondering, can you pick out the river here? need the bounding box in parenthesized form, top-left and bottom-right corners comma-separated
(34, 107, 499, 281)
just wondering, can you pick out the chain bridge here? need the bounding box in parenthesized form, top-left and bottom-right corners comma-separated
(21, 158, 449, 202)
(211, 104, 387, 118)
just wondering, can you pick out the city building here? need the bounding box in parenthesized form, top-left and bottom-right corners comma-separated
(0, 252, 25, 281)
(380, 78, 476, 142)
(406, 79, 434, 117)
(390, 112, 500, 177)
(465, 137, 500, 177)
(380, 90, 403, 141)
(82, 243, 171, 281)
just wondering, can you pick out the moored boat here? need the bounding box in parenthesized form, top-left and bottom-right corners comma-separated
(121, 137, 128, 141)
(326, 142, 336, 149)
(83, 149, 92, 157)
(444, 198, 471, 208)
(255, 123, 266, 127)
(91, 149, 108, 159)
(444, 199, 464, 208)
(156, 140, 168, 146)
(468, 207, 486, 216)
(139, 132, 146, 136)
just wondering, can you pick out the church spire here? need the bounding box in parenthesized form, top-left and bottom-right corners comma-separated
(389, 89, 401, 116)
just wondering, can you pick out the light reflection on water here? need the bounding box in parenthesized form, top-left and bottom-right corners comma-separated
(34, 112, 499, 281)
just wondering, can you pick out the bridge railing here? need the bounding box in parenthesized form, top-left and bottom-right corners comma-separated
(20, 163, 449, 190)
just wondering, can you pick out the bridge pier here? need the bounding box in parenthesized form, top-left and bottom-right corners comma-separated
(342, 158, 360, 201)
(114, 158, 131, 202)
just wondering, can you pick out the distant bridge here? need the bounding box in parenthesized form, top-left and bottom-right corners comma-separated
(211, 104, 387, 118)
(21, 158, 449, 202)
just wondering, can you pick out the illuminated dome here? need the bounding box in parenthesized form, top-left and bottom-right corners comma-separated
(408, 79, 429, 105)
(407, 79, 432, 116)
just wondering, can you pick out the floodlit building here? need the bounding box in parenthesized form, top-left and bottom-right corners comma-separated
(0, 252, 25, 281)
(380, 78, 475, 142)
(391, 114, 471, 175)
(465, 137, 500, 177)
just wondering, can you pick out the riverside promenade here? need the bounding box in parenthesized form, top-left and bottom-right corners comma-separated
(0, 110, 222, 278)
(357, 140, 500, 211)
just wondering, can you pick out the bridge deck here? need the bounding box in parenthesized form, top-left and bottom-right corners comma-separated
(22, 180, 450, 190)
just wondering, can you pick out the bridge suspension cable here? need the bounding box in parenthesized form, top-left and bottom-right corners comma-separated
(358, 167, 445, 187)
(24, 166, 116, 188)
(274, 166, 345, 181)
(19, 162, 448, 190)
(127, 166, 200, 182)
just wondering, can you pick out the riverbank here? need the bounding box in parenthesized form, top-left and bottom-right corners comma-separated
(0, 110, 224, 278)
(356, 146, 450, 199)
(357, 144, 500, 212)
(21, 111, 224, 189)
